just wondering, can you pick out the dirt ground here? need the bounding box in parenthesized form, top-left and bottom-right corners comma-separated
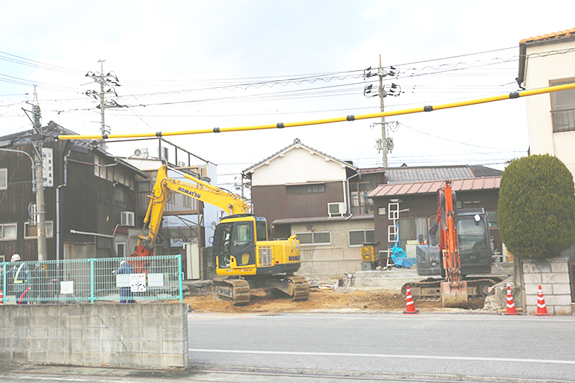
(184, 287, 486, 314)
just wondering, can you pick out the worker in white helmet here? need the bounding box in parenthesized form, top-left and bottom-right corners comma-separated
(112, 260, 135, 304)
(7, 254, 29, 304)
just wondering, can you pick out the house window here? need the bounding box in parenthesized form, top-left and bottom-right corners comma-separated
(551, 79, 575, 132)
(24, 221, 53, 239)
(296, 231, 331, 245)
(286, 183, 325, 195)
(114, 186, 126, 204)
(116, 242, 126, 257)
(0, 223, 17, 240)
(350, 182, 373, 215)
(0, 168, 7, 190)
(487, 210, 498, 228)
(349, 229, 375, 247)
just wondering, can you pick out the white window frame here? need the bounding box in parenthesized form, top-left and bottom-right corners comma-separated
(348, 229, 376, 247)
(0, 168, 7, 190)
(295, 231, 331, 246)
(0, 223, 17, 240)
(24, 221, 54, 239)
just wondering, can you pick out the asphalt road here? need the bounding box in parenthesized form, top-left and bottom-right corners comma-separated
(188, 312, 575, 382)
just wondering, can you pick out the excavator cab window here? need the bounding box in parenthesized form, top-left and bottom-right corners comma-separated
(214, 224, 233, 268)
(256, 220, 268, 241)
(231, 222, 255, 266)
(457, 217, 488, 253)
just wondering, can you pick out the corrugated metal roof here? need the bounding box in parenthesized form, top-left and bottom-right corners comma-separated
(385, 165, 475, 184)
(520, 28, 575, 45)
(368, 176, 501, 198)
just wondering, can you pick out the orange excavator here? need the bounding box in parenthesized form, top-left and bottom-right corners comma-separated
(436, 180, 468, 306)
(403, 180, 501, 306)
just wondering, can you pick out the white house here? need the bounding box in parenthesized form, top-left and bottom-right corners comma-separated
(517, 27, 575, 177)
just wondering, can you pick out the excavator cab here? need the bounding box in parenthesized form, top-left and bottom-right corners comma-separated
(214, 216, 257, 268)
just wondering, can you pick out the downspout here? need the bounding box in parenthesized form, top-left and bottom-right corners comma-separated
(345, 171, 360, 218)
(56, 149, 71, 269)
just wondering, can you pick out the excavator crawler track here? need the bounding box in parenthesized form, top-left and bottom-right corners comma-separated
(286, 275, 310, 301)
(212, 278, 251, 306)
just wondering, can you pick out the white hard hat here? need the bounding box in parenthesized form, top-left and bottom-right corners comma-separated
(120, 260, 127, 266)
(11, 254, 21, 262)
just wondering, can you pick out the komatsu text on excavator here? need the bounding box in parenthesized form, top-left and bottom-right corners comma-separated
(132, 165, 309, 305)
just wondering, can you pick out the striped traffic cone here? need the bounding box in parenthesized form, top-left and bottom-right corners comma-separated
(403, 285, 419, 314)
(535, 285, 552, 316)
(0, 290, 3, 304)
(504, 284, 520, 316)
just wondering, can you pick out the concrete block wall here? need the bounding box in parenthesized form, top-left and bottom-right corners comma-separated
(0, 303, 188, 369)
(523, 257, 573, 315)
(300, 259, 361, 276)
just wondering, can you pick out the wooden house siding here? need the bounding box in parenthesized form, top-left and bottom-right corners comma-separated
(251, 181, 345, 223)
(0, 136, 141, 262)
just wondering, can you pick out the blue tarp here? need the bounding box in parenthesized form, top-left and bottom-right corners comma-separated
(390, 245, 416, 268)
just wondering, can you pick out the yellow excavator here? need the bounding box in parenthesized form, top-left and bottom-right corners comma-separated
(133, 164, 309, 305)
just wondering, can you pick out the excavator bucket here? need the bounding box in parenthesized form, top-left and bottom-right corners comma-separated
(440, 281, 468, 307)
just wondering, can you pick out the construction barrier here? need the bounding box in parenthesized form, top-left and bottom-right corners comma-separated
(403, 285, 419, 314)
(535, 285, 552, 316)
(0, 255, 183, 304)
(504, 284, 520, 316)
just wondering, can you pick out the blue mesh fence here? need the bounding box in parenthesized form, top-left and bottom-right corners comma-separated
(0, 255, 182, 304)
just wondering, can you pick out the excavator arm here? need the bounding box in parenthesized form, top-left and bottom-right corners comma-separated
(437, 180, 468, 306)
(135, 164, 250, 256)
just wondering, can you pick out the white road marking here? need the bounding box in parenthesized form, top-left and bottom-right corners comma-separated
(189, 348, 575, 365)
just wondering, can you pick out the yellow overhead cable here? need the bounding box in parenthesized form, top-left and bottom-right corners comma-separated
(57, 82, 575, 141)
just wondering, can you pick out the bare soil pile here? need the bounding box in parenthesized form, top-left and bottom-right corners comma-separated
(184, 288, 485, 314)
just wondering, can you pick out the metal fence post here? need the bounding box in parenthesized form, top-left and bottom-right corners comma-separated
(90, 258, 95, 304)
(177, 254, 183, 303)
(2, 262, 6, 304)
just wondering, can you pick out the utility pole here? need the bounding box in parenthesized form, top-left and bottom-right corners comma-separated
(99, 59, 106, 148)
(85, 60, 124, 150)
(363, 57, 400, 168)
(378, 55, 387, 168)
(32, 85, 47, 262)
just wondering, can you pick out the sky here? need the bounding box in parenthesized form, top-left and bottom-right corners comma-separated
(1, 1, 575, 190)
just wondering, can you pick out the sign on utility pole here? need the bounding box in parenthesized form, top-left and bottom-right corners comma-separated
(32, 86, 47, 262)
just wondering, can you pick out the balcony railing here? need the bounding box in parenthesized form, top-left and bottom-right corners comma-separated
(552, 108, 575, 132)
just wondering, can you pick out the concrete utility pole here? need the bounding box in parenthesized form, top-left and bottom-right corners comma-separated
(32, 85, 47, 262)
(378, 55, 387, 168)
(99, 59, 106, 148)
(85, 60, 123, 150)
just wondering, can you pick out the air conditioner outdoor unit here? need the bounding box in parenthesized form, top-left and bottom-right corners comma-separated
(328, 202, 346, 217)
(133, 148, 149, 158)
(177, 161, 187, 168)
(121, 211, 135, 227)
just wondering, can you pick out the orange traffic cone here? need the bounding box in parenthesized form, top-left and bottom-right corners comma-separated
(535, 285, 552, 316)
(403, 285, 419, 314)
(504, 284, 520, 316)
(0, 289, 3, 304)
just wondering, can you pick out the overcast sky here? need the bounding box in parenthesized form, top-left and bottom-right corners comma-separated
(1, 1, 575, 189)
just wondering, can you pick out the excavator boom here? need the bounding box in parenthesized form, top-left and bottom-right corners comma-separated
(437, 181, 468, 306)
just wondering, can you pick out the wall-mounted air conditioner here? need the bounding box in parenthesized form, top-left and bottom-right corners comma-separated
(121, 211, 135, 227)
(328, 202, 346, 217)
(133, 148, 149, 158)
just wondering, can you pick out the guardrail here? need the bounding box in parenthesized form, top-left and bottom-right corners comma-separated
(0, 255, 183, 304)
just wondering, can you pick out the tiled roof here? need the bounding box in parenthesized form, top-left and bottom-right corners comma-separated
(385, 165, 475, 184)
(520, 28, 575, 45)
(368, 176, 501, 198)
(242, 138, 357, 174)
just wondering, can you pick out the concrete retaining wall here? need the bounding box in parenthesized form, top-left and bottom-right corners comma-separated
(522, 257, 573, 315)
(0, 303, 188, 369)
